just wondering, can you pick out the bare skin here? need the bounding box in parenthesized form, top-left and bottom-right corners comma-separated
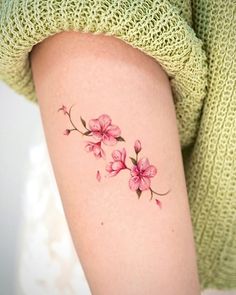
(30, 31, 201, 295)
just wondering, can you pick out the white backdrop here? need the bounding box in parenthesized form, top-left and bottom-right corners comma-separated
(0, 81, 235, 295)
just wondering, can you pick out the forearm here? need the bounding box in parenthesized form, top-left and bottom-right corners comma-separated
(30, 31, 200, 295)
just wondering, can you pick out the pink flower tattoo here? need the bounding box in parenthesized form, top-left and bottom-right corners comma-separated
(58, 104, 170, 207)
(105, 141, 170, 207)
(84, 141, 106, 160)
(106, 148, 127, 176)
(129, 157, 157, 192)
(88, 114, 122, 146)
(57, 104, 125, 160)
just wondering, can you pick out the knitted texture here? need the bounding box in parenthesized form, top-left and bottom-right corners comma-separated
(184, 0, 236, 290)
(0, 0, 207, 148)
(0, 0, 235, 291)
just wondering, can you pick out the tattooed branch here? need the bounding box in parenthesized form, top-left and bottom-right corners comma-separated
(58, 104, 170, 208)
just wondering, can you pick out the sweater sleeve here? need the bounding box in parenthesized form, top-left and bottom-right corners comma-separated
(0, 0, 207, 148)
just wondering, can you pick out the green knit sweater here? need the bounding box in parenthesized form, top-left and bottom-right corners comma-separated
(0, 0, 235, 291)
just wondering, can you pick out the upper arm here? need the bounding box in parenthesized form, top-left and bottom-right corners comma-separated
(30, 31, 200, 295)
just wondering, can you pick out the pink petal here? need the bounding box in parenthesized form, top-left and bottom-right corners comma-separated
(92, 131, 103, 141)
(121, 147, 126, 163)
(130, 165, 139, 177)
(101, 148, 106, 160)
(139, 176, 151, 191)
(105, 162, 113, 172)
(137, 157, 150, 171)
(107, 170, 119, 177)
(111, 161, 124, 171)
(155, 199, 162, 209)
(94, 153, 102, 159)
(143, 165, 157, 177)
(98, 114, 112, 130)
(106, 124, 121, 137)
(129, 176, 140, 191)
(112, 150, 122, 161)
(88, 119, 101, 131)
(93, 145, 102, 156)
(96, 170, 101, 182)
(102, 134, 117, 146)
(84, 142, 93, 152)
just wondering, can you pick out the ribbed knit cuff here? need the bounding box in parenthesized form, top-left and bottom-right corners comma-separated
(0, 0, 207, 148)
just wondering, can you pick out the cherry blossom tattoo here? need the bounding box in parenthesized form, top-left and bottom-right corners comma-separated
(58, 104, 125, 159)
(58, 104, 170, 208)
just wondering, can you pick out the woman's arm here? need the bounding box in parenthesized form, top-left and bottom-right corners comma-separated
(30, 31, 200, 295)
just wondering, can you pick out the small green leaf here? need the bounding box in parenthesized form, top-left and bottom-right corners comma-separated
(129, 157, 137, 165)
(136, 189, 142, 199)
(83, 130, 91, 136)
(116, 136, 125, 142)
(80, 116, 87, 128)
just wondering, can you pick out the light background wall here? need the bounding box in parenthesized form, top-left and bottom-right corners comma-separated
(0, 81, 235, 295)
(0, 82, 41, 295)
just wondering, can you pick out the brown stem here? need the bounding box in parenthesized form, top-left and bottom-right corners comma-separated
(149, 189, 154, 201)
(150, 188, 171, 196)
(67, 105, 88, 135)
(124, 166, 131, 171)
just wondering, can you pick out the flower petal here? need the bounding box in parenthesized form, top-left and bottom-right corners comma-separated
(143, 165, 157, 177)
(84, 141, 93, 152)
(111, 161, 124, 171)
(88, 118, 101, 131)
(105, 162, 113, 172)
(129, 176, 140, 191)
(102, 134, 117, 146)
(92, 131, 103, 141)
(112, 150, 122, 161)
(106, 124, 121, 137)
(101, 148, 106, 160)
(94, 153, 102, 159)
(137, 157, 150, 171)
(121, 147, 126, 163)
(139, 176, 151, 191)
(107, 170, 119, 177)
(130, 165, 139, 177)
(155, 199, 162, 209)
(98, 114, 112, 130)
(93, 145, 102, 156)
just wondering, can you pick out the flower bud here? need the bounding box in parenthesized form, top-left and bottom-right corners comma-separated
(134, 139, 142, 154)
(58, 104, 67, 115)
(63, 129, 71, 136)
